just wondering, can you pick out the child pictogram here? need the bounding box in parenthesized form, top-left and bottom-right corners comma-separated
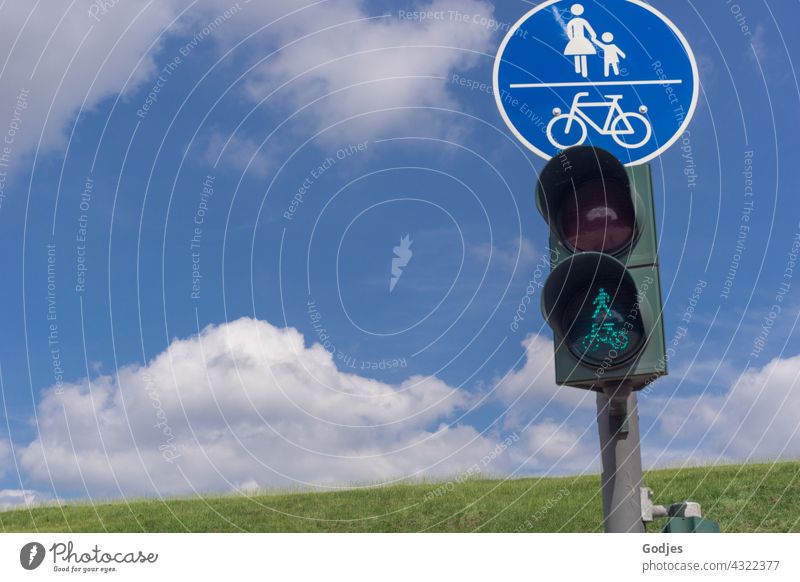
(594, 32, 627, 77)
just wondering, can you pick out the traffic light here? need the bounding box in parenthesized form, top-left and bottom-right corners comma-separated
(537, 146, 667, 390)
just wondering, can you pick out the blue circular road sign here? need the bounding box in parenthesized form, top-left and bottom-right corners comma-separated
(494, 0, 698, 166)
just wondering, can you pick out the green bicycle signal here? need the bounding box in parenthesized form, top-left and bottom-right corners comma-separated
(581, 288, 630, 353)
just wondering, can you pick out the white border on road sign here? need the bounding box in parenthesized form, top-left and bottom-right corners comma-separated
(493, 0, 700, 166)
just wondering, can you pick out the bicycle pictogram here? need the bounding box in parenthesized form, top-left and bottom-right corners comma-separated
(547, 92, 652, 150)
(581, 288, 630, 353)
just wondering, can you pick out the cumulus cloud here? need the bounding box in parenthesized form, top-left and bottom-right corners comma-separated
(495, 335, 800, 470)
(491, 335, 601, 474)
(0, 0, 495, 163)
(18, 318, 512, 498)
(749, 24, 769, 62)
(0, 0, 190, 157)
(504, 419, 599, 477)
(0, 489, 53, 511)
(197, 130, 276, 177)
(240, 0, 496, 142)
(0, 439, 10, 479)
(498, 336, 800, 469)
(654, 354, 800, 462)
(469, 236, 538, 272)
(496, 334, 597, 416)
(16, 321, 797, 500)
(0, 440, 53, 509)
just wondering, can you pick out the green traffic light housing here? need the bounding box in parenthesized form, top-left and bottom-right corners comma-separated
(537, 146, 667, 391)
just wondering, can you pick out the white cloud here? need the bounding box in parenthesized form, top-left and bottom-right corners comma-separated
(0, 489, 53, 511)
(0, 0, 495, 169)
(0, 439, 10, 479)
(240, 0, 496, 142)
(0, 0, 189, 157)
(21, 321, 796, 500)
(18, 318, 508, 497)
(525, 420, 584, 462)
(749, 24, 769, 62)
(495, 334, 597, 416)
(14, 319, 613, 500)
(197, 130, 275, 177)
(489, 335, 600, 474)
(469, 236, 538, 272)
(510, 419, 598, 475)
(654, 355, 800, 462)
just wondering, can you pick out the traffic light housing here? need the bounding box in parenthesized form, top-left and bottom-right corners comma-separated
(538, 147, 667, 391)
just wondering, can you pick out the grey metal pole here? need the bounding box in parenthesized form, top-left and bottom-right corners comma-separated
(596, 383, 645, 533)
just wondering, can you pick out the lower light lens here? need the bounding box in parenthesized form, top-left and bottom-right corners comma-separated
(561, 280, 645, 366)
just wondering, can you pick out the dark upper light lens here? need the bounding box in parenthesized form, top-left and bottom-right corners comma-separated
(561, 280, 645, 366)
(559, 178, 636, 254)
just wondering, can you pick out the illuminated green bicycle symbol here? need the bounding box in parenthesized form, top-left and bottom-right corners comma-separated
(581, 288, 630, 353)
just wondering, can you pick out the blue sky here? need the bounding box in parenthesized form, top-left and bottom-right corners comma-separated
(1, 0, 799, 507)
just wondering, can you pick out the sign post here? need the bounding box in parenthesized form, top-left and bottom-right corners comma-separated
(597, 383, 645, 533)
(494, 1, 700, 533)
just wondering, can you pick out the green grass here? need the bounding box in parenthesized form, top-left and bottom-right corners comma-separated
(2, 462, 798, 532)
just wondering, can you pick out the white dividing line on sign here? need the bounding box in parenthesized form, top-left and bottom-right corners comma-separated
(509, 79, 683, 89)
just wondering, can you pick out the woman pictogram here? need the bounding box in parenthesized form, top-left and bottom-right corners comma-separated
(564, 4, 597, 78)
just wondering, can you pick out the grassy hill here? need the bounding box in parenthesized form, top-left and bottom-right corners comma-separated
(2, 462, 798, 533)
